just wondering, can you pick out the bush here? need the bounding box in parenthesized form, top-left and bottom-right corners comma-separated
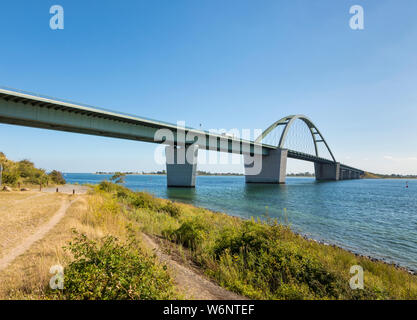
(170, 218, 208, 249)
(49, 170, 66, 185)
(130, 192, 160, 211)
(2, 168, 19, 185)
(49, 231, 176, 300)
(17, 159, 35, 178)
(98, 180, 120, 193)
(162, 201, 181, 218)
(0, 154, 55, 186)
(212, 220, 345, 299)
(213, 220, 269, 257)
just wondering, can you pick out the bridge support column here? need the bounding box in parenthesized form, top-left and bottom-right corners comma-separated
(244, 148, 288, 184)
(314, 162, 340, 181)
(166, 145, 198, 187)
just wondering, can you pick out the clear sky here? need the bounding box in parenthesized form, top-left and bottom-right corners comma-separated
(0, 0, 416, 174)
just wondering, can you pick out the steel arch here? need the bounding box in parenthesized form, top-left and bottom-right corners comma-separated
(255, 114, 336, 162)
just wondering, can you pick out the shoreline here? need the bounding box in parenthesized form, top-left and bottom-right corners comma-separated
(98, 182, 417, 299)
(300, 235, 416, 275)
(60, 181, 417, 276)
(155, 192, 417, 275)
(194, 204, 417, 275)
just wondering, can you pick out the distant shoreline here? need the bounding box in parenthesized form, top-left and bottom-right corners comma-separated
(66, 172, 417, 180)
(363, 172, 417, 179)
(89, 172, 316, 177)
(90, 172, 315, 177)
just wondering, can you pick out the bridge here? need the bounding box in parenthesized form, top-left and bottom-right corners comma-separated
(0, 87, 364, 187)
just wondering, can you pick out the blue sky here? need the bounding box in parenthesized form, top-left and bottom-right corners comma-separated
(0, 0, 416, 174)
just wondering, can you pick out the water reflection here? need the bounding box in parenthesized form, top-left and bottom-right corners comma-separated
(166, 187, 197, 202)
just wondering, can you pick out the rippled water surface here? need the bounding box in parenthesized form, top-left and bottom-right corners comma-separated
(65, 173, 417, 270)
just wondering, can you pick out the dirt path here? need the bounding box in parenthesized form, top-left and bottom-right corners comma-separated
(141, 233, 246, 300)
(0, 198, 78, 272)
(42, 184, 89, 194)
(0, 191, 243, 300)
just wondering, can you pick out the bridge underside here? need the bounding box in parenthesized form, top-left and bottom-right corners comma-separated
(0, 88, 365, 188)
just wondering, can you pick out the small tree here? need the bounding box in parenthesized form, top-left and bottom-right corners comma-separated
(110, 172, 126, 184)
(3, 167, 19, 185)
(49, 170, 66, 185)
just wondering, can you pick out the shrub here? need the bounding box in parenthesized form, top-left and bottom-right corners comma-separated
(130, 192, 160, 211)
(162, 201, 181, 218)
(170, 218, 208, 249)
(48, 231, 176, 300)
(116, 189, 131, 199)
(213, 220, 269, 257)
(212, 220, 345, 299)
(98, 180, 119, 193)
(49, 170, 66, 185)
(2, 168, 19, 185)
(17, 159, 35, 178)
(0, 154, 55, 186)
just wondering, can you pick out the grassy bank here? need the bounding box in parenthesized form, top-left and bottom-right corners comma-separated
(3, 181, 416, 300)
(94, 182, 417, 300)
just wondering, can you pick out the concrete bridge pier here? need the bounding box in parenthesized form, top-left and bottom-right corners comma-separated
(314, 162, 340, 181)
(166, 145, 198, 187)
(244, 148, 288, 184)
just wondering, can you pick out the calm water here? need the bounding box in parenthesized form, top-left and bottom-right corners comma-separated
(65, 173, 417, 270)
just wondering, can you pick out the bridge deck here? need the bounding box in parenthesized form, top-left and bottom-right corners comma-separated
(0, 87, 363, 174)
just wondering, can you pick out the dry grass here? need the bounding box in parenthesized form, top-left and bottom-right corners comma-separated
(0, 192, 65, 260)
(0, 190, 140, 299)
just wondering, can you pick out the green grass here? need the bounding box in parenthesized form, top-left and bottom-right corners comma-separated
(95, 181, 417, 300)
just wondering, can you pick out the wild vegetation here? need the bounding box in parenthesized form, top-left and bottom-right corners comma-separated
(0, 186, 177, 300)
(2, 175, 416, 300)
(0, 152, 66, 187)
(48, 231, 175, 300)
(49, 170, 66, 185)
(94, 181, 417, 300)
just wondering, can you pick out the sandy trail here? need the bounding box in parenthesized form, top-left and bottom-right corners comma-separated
(42, 184, 89, 194)
(0, 198, 78, 272)
(141, 233, 245, 300)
